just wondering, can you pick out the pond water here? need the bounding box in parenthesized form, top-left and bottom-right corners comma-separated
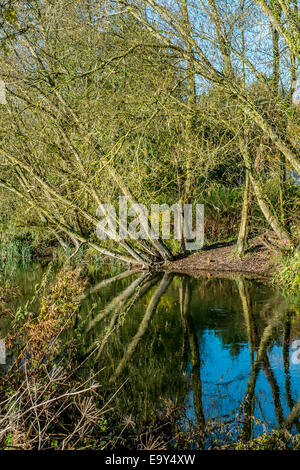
(1, 263, 300, 446)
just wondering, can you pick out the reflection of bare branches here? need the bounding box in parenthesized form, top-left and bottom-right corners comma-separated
(109, 273, 173, 383)
(257, 295, 287, 322)
(281, 313, 300, 432)
(244, 312, 283, 399)
(179, 280, 189, 372)
(180, 277, 205, 445)
(237, 279, 254, 364)
(241, 287, 285, 440)
(283, 400, 300, 431)
(83, 270, 136, 298)
(262, 357, 284, 427)
(92, 274, 161, 360)
(237, 279, 255, 440)
(86, 273, 150, 332)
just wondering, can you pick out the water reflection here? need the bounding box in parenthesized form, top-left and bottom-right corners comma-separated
(2, 267, 300, 446)
(79, 271, 300, 443)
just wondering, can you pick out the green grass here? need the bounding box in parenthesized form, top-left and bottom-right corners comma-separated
(0, 239, 33, 271)
(273, 252, 300, 303)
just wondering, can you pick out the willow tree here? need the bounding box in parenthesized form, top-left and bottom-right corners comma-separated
(123, 0, 298, 247)
(254, 0, 300, 61)
(0, 0, 192, 265)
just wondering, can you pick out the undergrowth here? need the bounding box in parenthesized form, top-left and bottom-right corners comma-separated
(273, 252, 300, 304)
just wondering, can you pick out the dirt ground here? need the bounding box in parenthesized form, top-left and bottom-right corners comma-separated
(164, 239, 274, 278)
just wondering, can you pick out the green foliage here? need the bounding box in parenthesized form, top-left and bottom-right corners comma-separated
(273, 252, 300, 301)
(0, 239, 33, 268)
(201, 185, 242, 242)
(0, 1, 298, 263)
(202, 185, 242, 215)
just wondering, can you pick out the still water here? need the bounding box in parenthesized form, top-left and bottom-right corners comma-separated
(2, 263, 300, 444)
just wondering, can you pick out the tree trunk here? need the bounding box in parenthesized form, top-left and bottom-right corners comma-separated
(108, 166, 174, 261)
(236, 169, 251, 256)
(241, 102, 300, 176)
(239, 139, 292, 247)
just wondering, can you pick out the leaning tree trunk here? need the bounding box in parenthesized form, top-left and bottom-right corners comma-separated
(236, 1, 251, 257)
(236, 169, 251, 256)
(108, 166, 174, 262)
(239, 139, 292, 248)
(180, 0, 197, 253)
(241, 102, 300, 176)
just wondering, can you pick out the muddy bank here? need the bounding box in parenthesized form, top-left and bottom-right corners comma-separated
(163, 239, 274, 278)
(30, 239, 275, 279)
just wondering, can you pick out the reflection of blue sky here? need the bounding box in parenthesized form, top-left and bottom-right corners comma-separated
(185, 330, 300, 436)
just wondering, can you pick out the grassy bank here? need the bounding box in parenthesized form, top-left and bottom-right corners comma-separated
(273, 252, 300, 305)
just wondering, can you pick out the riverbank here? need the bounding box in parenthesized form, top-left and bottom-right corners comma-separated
(163, 239, 274, 277)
